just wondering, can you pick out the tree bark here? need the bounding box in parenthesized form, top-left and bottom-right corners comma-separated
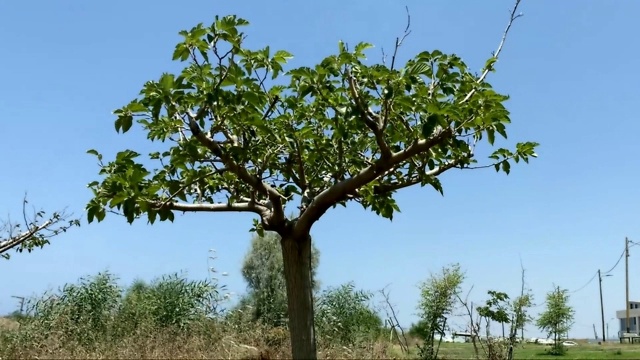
(281, 233, 317, 360)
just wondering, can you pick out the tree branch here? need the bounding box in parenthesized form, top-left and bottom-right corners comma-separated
(185, 111, 286, 226)
(0, 196, 79, 258)
(373, 156, 468, 195)
(379, 285, 409, 353)
(459, 0, 524, 105)
(460, 156, 514, 171)
(0, 219, 53, 255)
(389, 6, 412, 72)
(347, 71, 392, 159)
(295, 127, 453, 235)
(159, 200, 269, 216)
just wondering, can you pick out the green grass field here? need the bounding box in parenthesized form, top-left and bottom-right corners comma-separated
(435, 342, 640, 359)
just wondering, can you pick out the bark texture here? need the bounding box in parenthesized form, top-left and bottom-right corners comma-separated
(280, 234, 317, 360)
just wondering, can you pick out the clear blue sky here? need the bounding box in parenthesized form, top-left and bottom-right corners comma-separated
(1, 0, 638, 340)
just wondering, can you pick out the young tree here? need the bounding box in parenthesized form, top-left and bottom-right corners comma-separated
(416, 263, 465, 360)
(241, 231, 319, 327)
(1, 196, 79, 259)
(459, 265, 534, 360)
(85, 2, 534, 357)
(536, 286, 574, 355)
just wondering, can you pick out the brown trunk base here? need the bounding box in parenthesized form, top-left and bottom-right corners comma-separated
(281, 234, 317, 360)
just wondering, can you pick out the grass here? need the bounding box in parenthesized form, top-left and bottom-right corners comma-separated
(4, 316, 640, 359)
(435, 342, 640, 359)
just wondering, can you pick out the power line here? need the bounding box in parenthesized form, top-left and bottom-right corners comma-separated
(603, 248, 626, 275)
(571, 240, 638, 294)
(571, 271, 598, 294)
(604, 242, 640, 276)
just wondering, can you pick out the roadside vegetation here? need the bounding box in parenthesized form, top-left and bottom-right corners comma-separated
(0, 246, 621, 360)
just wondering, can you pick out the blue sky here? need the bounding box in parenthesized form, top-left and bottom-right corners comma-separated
(1, 0, 639, 340)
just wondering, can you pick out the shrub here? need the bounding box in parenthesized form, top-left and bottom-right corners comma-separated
(315, 282, 383, 346)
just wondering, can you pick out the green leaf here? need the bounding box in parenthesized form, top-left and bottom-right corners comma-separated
(485, 57, 498, 70)
(486, 128, 495, 146)
(127, 101, 148, 113)
(338, 40, 346, 53)
(96, 208, 106, 222)
(429, 178, 444, 195)
(86, 149, 103, 161)
(273, 50, 293, 63)
(159, 73, 175, 92)
(87, 206, 96, 224)
(501, 160, 511, 175)
(115, 114, 133, 133)
(422, 114, 440, 138)
(354, 42, 373, 56)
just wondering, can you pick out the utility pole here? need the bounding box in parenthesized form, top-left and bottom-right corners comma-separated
(599, 269, 606, 342)
(626, 237, 630, 333)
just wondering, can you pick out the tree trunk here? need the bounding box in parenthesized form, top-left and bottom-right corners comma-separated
(281, 233, 317, 360)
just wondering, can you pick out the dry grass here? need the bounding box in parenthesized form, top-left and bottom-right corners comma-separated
(0, 272, 410, 359)
(0, 319, 408, 359)
(0, 317, 18, 331)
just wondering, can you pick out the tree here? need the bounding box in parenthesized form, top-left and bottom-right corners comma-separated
(536, 286, 574, 355)
(241, 231, 319, 327)
(85, 1, 535, 357)
(416, 263, 465, 360)
(0, 196, 79, 259)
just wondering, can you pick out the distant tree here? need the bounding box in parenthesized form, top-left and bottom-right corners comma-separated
(536, 286, 574, 355)
(416, 263, 465, 360)
(0, 196, 79, 259)
(85, 2, 534, 357)
(241, 231, 319, 327)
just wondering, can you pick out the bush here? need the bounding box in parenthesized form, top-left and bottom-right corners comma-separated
(1, 271, 226, 357)
(315, 282, 383, 346)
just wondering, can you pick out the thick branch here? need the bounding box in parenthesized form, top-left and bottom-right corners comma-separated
(185, 112, 286, 225)
(295, 127, 453, 235)
(159, 200, 269, 217)
(347, 72, 392, 159)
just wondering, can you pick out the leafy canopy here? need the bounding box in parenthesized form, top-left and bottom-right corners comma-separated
(86, 15, 537, 233)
